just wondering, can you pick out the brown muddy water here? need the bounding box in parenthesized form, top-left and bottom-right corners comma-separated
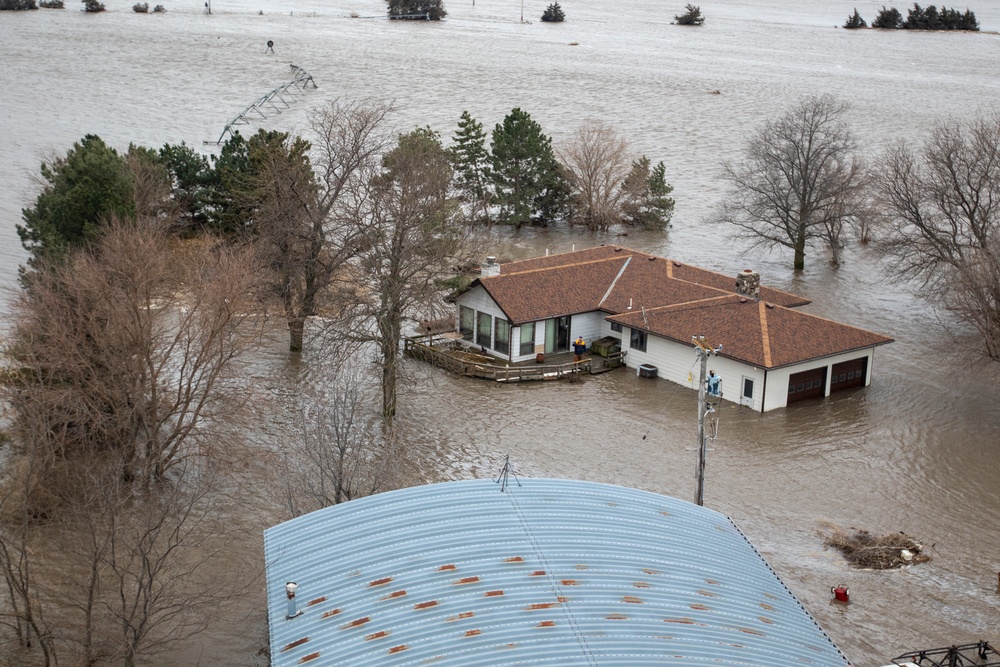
(2, 0, 1000, 664)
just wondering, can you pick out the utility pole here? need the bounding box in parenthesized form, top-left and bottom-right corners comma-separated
(520, 0, 524, 22)
(693, 336, 721, 506)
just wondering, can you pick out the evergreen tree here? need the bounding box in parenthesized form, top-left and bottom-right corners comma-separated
(843, 8, 867, 28)
(674, 4, 704, 25)
(541, 2, 564, 22)
(81, 0, 104, 11)
(158, 142, 216, 232)
(872, 5, 903, 28)
(387, 0, 446, 20)
(622, 156, 675, 230)
(489, 109, 566, 227)
(450, 111, 492, 224)
(18, 135, 135, 271)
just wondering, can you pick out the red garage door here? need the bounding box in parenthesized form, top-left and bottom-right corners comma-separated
(830, 357, 868, 393)
(787, 367, 827, 404)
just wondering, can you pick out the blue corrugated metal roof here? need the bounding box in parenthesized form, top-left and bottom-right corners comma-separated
(264, 479, 852, 666)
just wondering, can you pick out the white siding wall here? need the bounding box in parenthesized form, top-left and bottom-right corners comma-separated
(570, 312, 605, 348)
(454, 286, 512, 361)
(762, 348, 878, 411)
(624, 332, 767, 411)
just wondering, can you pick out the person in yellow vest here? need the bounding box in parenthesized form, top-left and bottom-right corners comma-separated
(573, 336, 587, 362)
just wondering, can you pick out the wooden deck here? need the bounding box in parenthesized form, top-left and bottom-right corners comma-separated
(404, 336, 626, 383)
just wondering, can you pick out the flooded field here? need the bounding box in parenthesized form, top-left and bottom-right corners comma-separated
(2, 0, 999, 664)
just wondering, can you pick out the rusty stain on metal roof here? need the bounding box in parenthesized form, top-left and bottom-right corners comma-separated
(382, 590, 407, 600)
(759, 616, 774, 624)
(526, 602, 556, 610)
(575, 564, 588, 570)
(529, 570, 546, 576)
(560, 579, 579, 586)
(664, 617, 695, 624)
(660, 510, 670, 516)
(503, 556, 524, 563)
(388, 645, 408, 654)
(705, 578, 720, 585)
(537, 620, 555, 628)
(299, 651, 320, 663)
(282, 637, 309, 652)
(413, 600, 438, 610)
(557, 596, 568, 603)
(320, 608, 342, 619)
(690, 603, 710, 611)
(697, 589, 717, 597)
(623, 596, 643, 604)
(634, 582, 651, 589)
(465, 629, 481, 637)
(446, 611, 475, 622)
(740, 628, 766, 636)
(368, 577, 392, 587)
(342, 617, 371, 630)
(438, 564, 457, 571)
(606, 613, 628, 620)
(763, 592, 779, 600)
(307, 597, 326, 606)
(760, 602, 775, 611)
(607, 502, 618, 507)
(454, 576, 480, 585)
(366, 630, 390, 641)
(643, 568, 660, 575)
(484, 590, 504, 597)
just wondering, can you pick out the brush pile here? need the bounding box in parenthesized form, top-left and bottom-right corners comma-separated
(823, 524, 931, 569)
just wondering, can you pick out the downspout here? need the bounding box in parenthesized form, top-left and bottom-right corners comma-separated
(760, 369, 768, 414)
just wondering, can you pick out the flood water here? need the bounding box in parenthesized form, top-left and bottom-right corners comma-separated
(2, 0, 1000, 665)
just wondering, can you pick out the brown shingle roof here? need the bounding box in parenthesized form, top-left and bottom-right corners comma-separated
(498, 246, 809, 308)
(608, 296, 893, 369)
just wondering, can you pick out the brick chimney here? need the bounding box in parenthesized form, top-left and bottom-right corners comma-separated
(735, 269, 761, 299)
(481, 256, 500, 278)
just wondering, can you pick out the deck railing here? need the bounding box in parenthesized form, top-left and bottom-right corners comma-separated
(404, 337, 608, 382)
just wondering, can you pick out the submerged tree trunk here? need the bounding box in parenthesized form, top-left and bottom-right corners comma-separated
(288, 317, 305, 353)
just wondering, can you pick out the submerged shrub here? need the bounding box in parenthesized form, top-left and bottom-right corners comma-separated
(133, 2, 148, 11)
(81, 0, 105, 11)
(152, 3, 164, 10)
(0, 0, 39, 10)
(39, 0, 64, 7)
(541, 2, 564, 22)
(674, 4, 705, 25)
(844, 8, 867, 28)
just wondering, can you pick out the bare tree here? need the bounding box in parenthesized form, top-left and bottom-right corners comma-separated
(5, 217, 264, 488)
(279, 367, 404, 518)
(872, 112, 1000, 359)
(344, 127, 471, 422)
(718, 94, 866, 270)
(560, 122, 633, 231)
(237, 99, 394, 353)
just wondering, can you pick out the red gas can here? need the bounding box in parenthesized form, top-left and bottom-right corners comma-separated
(831, 585, 850, 602)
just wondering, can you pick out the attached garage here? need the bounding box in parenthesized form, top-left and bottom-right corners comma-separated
(829, 357, 868, 394)
(787, 367, 827, 403)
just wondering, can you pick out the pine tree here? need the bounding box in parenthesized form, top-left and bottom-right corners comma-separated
(450, 111, 492, 224)
(674, 4, 704, 25)
(872, 5, 903, 28)
(489, 109, 566, 227)
(541, 2, 564, 22)
(622, 156, 675, 230)
(843, 8, 867, 28)
(387, 0, 446, 20)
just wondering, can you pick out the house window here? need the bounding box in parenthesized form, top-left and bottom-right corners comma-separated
(520, 322, 535, 356)
(477, 312, 492, 348)
(630, 328, 647, 352)
(495, 319, 511, 355)
(459, 306, 474, 341)
(610, 321, 622, 333)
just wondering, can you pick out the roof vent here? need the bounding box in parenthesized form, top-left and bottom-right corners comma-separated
(286, 582, 303, 619)
(647, 256, 656, 261)
(735, 269, 761, 299)
(481, 256, 500, 278)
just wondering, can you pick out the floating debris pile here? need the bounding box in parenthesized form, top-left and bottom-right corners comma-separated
(823, 524, 931, 569)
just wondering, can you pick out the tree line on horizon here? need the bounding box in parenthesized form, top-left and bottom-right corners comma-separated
(844, 3, 979, 29)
